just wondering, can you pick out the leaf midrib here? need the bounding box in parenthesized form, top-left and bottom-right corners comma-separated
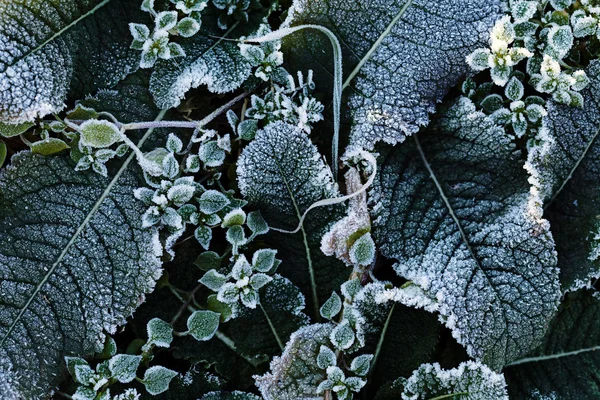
(0, 109, 167, 348)
(4, 0, 111, 69)
(412, 134, 510, 355)
(545, 126, 600, 210)
(270, 147, 321, 319)
(505, 345, 600, 367)
(341, 0, 413, 90)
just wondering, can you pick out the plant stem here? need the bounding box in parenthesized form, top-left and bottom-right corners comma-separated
(182, 92, 248, 153)
(260, 302, 284, 351)
(166, 284, 259, 366)
(170, 283, 203, 325)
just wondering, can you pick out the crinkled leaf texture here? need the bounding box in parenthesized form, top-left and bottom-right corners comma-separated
(149, 8, 266, 109)
(402, 361, 508, 399)
(254, 323, 333, 400)
(504, 290, 600, 398)
(370, 97, 560, 370)
(228, 275, 309, 358)
(0, 0, 142, 123)
(284, 0, 502, 149)
(526, 60, 600, 292)
(237, 122, 349, 315)
(0, 153, 162, 398)
(201, 391, 261, 400)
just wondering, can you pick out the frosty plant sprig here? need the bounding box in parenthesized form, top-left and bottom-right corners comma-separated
(129, 0, 207, 68)
(241, 24, 343, 177)
(465, 0, 594, 138)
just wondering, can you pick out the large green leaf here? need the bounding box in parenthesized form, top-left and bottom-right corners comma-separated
(527, 60, 600, 292)
(283, 0, 503, 148)
(370, 97, 560, 370)
(0, 152, 162, 398)
(254, 323, 333, 400)
(149, 7, 268, 110)
(237, 122, 349, 318)
(504, 290, 600, 398)
(402, 361, 508, 399)
(0, 0, 143, 123)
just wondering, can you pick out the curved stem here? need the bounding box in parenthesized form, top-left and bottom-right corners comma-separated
(245, 25, 343, 179)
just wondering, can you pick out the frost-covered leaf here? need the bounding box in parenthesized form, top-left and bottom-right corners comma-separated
(526, 60, 600, 291)
(255, 323, 333, 400)
(78, 70, 160, 125)
(108, 354, 142, 383)
(352, 283, 441, 389)
(0, 122, 34, 138)
(504, 290, 600, 399)
(237, 122, 348, 316)
(371, 97, 560, 369)
(320, 292, 342, 320)
(199, 190, 231, 215)
(30, 138, 71, 156)
(0, 0, 144, 123)
(228, 275, 309, 358)
(144, 318, 174, 350)
(79, 120, 122, 148)
(148, 8, 267, 109)
(284, 0, 502, 149)
(402, 361, 508, 399)
(201, 391, 261, 400)
(187, 310, 220, 341)
(0, 152, 162, 398)
(142, 365, 178, 395)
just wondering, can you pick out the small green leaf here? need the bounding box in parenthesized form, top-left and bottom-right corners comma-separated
(65, 357, 89, 379)
(166, 133, 183, 153)
(199, 141, 226, 167)
(108, 354, 142, 383)
(0, 122, 34, 138)
(98, 336, 117, 359)
(505, 77, 524, 102)
(198, 190, 230, 214)
(142, 366, 178, 396)
(79, 120, 122, 148)
(200, 269, 229, 292)
(330, 320, 355, 350)
(222, 209, 246, 227)
(350, 354, 374, 377)
(194, 224, 212, 250)
(73, 386, 96, 400)
(316, 345, 336, 369)
(349, 233, 375, 266)
(481, 94, 504, 113)
(155, 11, 178, 31)
(340, 279, 361, 301)
(226, 225, 246, 251)
(66, 104, 99, 120)
(177, 17, 201, 37)
(187, 310, 220, 341)
(195, 251, 222, 271)
(247, 211, 268, 235)
(249, 273, 272, 290)
(144, 318, 174, 350)
(252, 249, 277, 273)
(30, 138, 71, 156)
(238, 119, 258, 141)
(320, 292, 342, 320)
(73, 363, 95, 385)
